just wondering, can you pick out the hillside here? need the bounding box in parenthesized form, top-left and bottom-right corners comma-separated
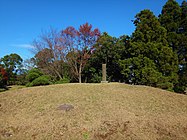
(0, 83, 187, 140)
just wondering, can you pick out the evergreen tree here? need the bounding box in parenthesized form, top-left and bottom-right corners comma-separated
(177, 1, 187, 92)
(180, 1, 187, 35)
(159, 0, 181, 52)
(83, 32, 127, 82)
(159, 0, 187, 92)
(159, 0, 181, 33)
(120, 10, 178, 90)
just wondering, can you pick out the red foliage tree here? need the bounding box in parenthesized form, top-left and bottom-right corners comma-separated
(62, 23, 100, 83)
(0, 67, 8, 87)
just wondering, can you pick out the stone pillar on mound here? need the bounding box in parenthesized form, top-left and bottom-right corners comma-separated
(101, 64, 108, 83)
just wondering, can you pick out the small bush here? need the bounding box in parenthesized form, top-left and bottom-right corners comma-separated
(55, 78, 70, 84)
(26, 72, 40, 82)
(31, 76, 51, 86)
(173, 84, 186, 93)
(157, 82, 174, 91)
(90, 74, 102, 83)
(40, 75, 52, 81)
(26, 68, 44, 83)
(28, 68, 43, 76)
(25, 82, 33, 87)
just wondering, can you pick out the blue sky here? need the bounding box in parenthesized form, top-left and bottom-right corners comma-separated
(0, 0, 184, 60)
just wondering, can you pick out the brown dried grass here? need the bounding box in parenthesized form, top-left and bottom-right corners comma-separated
(0, 83, 187, 140)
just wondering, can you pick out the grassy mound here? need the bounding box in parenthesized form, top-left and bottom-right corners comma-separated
(0, 83, 187, 140)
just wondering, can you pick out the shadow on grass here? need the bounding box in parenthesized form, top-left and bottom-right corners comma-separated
(0, 86, 25, 92)
(0, 86, 10, 92)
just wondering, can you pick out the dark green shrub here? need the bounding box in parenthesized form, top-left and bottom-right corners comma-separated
(26, 82, 33, 87)
(26, 68, 44, 82)
(173, 84, 186, 93)
(55, 78, 70, 84)
(90, 73, 102, 83)
(28, 68, 43, 76)
(31, 76, 51, 86)
(157, 82, 174, 91)
(26, 72, 40, 82)
(40, 75, 52, 81)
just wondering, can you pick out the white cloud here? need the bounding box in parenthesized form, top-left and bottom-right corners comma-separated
(9, 44, 34, 49)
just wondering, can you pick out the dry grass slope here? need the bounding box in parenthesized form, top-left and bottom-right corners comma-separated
(0, 83, 187, 140)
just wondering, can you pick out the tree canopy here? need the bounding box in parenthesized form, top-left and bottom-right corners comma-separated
(159, 0, 187, 92)
(120, 9, 178, 90)
(0, 53, 23, 85)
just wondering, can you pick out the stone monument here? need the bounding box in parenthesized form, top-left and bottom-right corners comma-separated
(101, 64, 108, 83)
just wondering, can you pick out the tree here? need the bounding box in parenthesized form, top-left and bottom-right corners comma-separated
(180, 1, 187, 35)
(176, 0, 187, 92)
(180, 0, 187, 67)
(120, 55, 162, 86)
(24, 57, 36, 71)
(120, 10, 178, 90)
(159, 0, 187, 92)
(33, 24, 100, 83)
(83, 32, 128, 82)
(62, 23, 100, 83)
(0, 53, 23, 85)
(0, 66, 8, 88)
(159, 0, 182, 55)
(61, 26, 80, 82)
(159, 0, 181, 33)
(33, 28, 67, 80)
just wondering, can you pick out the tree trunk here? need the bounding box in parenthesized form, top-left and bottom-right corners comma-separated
(102, 64, 107, 81)
(54, 69, 63, 80)
(78, 65, 82, 83)
(78, 73, 81, 83)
